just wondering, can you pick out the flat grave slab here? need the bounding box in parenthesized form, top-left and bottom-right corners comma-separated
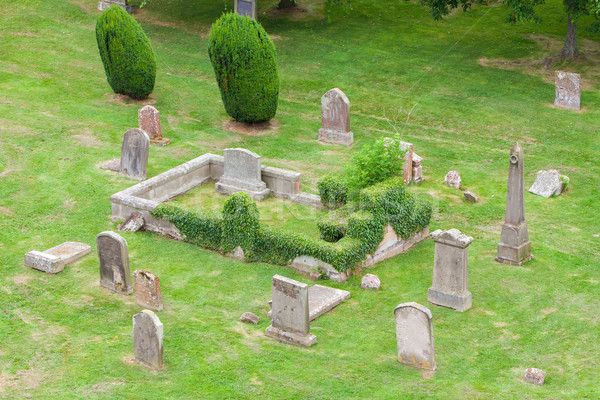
(268, 284, 350, 321)
(25, 242, 91, 274)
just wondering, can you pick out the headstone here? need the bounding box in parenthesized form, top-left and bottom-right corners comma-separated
(240, 312, 260, 324)
(265, 274, 316, 347)
(138, 105, 170, 146)
(399, 141, 414, 185)
(524, 368, 546, 385)
(554, 71, 580, 110)
(394, 302, 436, 370)
(496, 143, 532, 266)
(215, 148, 270, 200)
(529, 170, 568, 198)
(463, 191, 478, 202)
(412, 152, 423, 183)
(97, 0, 134, 13)
(361, 274, 380, 290)
(97, 231, 133, 294)
(120, 128, 150, 181)
(118, 211, 145, 233)
(234, 0, 256, 19)
(133, 310, 164, 369)
(100, 158, 120, 172)
(318, 88, 353, 146)
(428, 229, 473, 312)
(134, 270, 163, 311)
(24, 242, 91, 274)
(444, 171, 461, 189)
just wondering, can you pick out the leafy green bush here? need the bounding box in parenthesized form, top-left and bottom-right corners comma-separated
(208, 13, 279, 122)
(95, 6, 156, 99)
(317, 175, 349, 209)
(221, 192, 260, 254)
(151, 204, 222, 250)
(316, 207, 350, 242)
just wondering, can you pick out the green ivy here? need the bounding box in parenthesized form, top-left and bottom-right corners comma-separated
(316, 205, 352, 242)
(317, 175, 349, 209)
(221, 192, 260, 254)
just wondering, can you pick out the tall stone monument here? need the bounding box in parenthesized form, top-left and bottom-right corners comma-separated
(428, 229, 473, 312)
(265, 274, 316, 347)
(215, 148, 270, 200)
(133, 310, 164, 369)
(394, 302, 436, 370)
(97, 231, 133, 294)
(496, 143, 532, 265)
(318, 88, 353, 146)
(120, 128, 150, 181)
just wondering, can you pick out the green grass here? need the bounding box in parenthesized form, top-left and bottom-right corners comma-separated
(0, 0, 599, 398)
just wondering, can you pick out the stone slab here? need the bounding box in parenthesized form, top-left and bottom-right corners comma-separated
(394, 302, 436, 370)
(307, 285, 350, 321)
(118, 211, 145, 233)
(554, 71, 580, 110)
(25, 242, 91, 274)
(101, 158, 121, 172)
(529, 170, 565, 198)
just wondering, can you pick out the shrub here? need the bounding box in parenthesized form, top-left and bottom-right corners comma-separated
(317, 175, 349, 209)
(208, 13, 279, 123)
(221, 192, 260, 254)
(95, 6, 156, 99)
(316, 206, 350, 242)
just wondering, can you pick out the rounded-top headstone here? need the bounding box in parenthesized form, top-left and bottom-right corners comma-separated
(120, 128, 150, 181)
(133, 309, 164, 369)
(394, 302, 436, 370)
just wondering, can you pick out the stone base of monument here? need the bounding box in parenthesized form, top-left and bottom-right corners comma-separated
(318, 128, 353, 146)
(24, 242, 91, 274)
(215, 180, 271, 201)
(97, 1, 134, 13)
(496, 241, 532, 266)
(427, 288, 472, 312)
(101, 279, 134, 295)
(150, 137, 171, 146)
(265, 325, 317, 347)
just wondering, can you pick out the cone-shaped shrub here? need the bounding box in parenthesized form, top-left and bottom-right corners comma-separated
(208, 13, 279, 122)
(95, 6, 156, 99)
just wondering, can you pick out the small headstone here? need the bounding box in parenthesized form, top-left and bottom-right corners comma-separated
(234, 0, 256, 18)
(24, 242, 91, 274)
(318, 88, 353, 146)
(97, 231, 133, 294)
(394, 302, 436, 370)
(134, 270, 163, 311)
(215, 148, 270, 200)
(138, 105, 170, 146)
(554, 71, 580, 111)
(361, 274, 380, 290)
(412, 152, 423, 183)
(428, 229, 473, 312)
(524, 368, 546, 385)
(265, 274, 316, 347)
(98, 0, 133, 13)
(100, 158, 120, 172)
(120, 128, 150, 181)
(133, 310, 164, 369)
(529, 170, 568, 198)
(463, 191, 478, 202)
(240, 312, 260, 324)
(444, 171, 461, 189)
(399, 141, 414, 185)
(118, 211, 145, 233)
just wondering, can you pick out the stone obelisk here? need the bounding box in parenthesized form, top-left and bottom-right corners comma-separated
(496, 143, 532, 265)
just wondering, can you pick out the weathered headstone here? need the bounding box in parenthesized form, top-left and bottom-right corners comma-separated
(524, 368, 546, 385)
(394, 302, 436, 370)
(118, 211, 145, 233)
(240, 312, 260, 324)
(318, 88, 353, 146)
(24, 242, 91, 274)
(529, 170, 568, 198)
(463, 191, 478, 203)
(399, 141, 414, 185)
(412, 152, 423, 183)
(428, 229, 473, 312)
(138, 105, 170, 146)
(554, 71, 580, 111)
(234, 0, 256, 18)
(496, 143, 532, 266)
(97, 0, 133, 13)
(444, 171, 461, 189)
(215, 148, 270, 200)
(133, 310, 164, 369)
(134, 270, 163, 311)
(120, 128, 150, 181)
(265, 274, 316, 347)
(97, 231, 133, 294)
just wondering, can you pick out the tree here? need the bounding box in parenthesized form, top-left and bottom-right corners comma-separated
(422, 0, 600, 58)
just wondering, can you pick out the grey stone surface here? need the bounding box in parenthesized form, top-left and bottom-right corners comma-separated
(265, 274, 316, 347)
(444, 171, 461, 189)
(240, 312, 260, 324)
(307, 284, 350, 321)
(463, 191, 478, 202)
(120, 128, 150, 181)
(98, 0, 134, 12)
(428, 229, 473, 312)
(24, 242, 91, 274)
(361, 274, 380, 290)
(290, 192, 324, 209)
(133, 310, 164, 369)
(529, 170, 567, 198)
(524, 368, 546, 385)
(118, 211, 145, 233)
(97, 231, 133, 294)
(101, 158, 120, 172)
(554, 71, 580, 110)
(139, 105, 170, 145)
(215, 148, 270, 200)
(234, 0, 256, 18)
(134, 270, 163, 311)
(318, 88, 353, 146)
(496, 143, 532, 266)
(394, 302, 436, 370)
(412, 152, 423, 183)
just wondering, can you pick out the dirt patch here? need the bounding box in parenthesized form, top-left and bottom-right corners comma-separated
(493, 322, 508, 328)
(12, 274, 34, 285)
(73, 134, 104, 149)
(107, 93, 157, 105)
(542, 307, 557, 315)
(224, 119, 279, 136)
(0, 206, 14, 215)
(0, 357, 48, 394)
(263, 0, 326, 21)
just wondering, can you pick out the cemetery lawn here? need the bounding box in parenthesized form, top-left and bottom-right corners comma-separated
(0, 0, 598, 398)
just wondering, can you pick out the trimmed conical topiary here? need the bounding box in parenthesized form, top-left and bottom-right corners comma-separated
(208, 13, 279, 123)
(95, 6, 156, 100)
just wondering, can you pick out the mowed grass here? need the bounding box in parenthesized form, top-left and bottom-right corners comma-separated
(0, 0, 598, 398)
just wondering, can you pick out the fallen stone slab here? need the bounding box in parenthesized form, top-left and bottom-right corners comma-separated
(119, 211, 145, 233)
(529, 170, 568, 198)
(463, 191, 478, 203)
(24, 242, 91, 274)
(268, 284, 350, 321)
(101, 158, 120, 172)
(240, 312, 260, 324)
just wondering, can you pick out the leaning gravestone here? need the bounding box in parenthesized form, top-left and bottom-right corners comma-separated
(318, 88, 353, 146)
(394, 302, 436, 370)
(24, 242, 91, 274)
(97, 231, 133, 294)
(215, 148, 270, 200)
(120, 128, 150, 181)
(134, 270, 163, 311)
(496, 143, 532, 266)
(133, 310, 164, 369)
(138, 105, 170, 146)
(428, 229, 473, 312)
(554, 71, 580, 111)
(265, 274, 316, 347)
(234, 0, 256, 18)
(529, 170, 568, 198)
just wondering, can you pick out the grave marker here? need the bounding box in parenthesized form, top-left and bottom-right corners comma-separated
(97, 231, 133, 294)
(138, 105, 170, 146)
(554, 71, 580, 110)
(98, 0, 134, 13)
(215, 148, 270, 200)
(120, 128, 149, 181)
(134, 270, 163, 311)
(318, 88, 353, 146)
(234, 0, 256, 19)
(133, 310, 164, 369)
(394, 302, 436, 370)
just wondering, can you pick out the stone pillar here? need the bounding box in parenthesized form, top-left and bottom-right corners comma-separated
(428, 229, 473, 312)
(394, 302, 436, 370)
(496, 143, 532, 265)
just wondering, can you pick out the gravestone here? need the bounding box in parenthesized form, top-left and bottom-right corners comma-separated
(399, 141, 414, 185)
(318, 88, 353, 146)
(412, 152, 423, 183)
(496, 143, 532, 266)
(24, 242, 91, 274)
(133, 310, 164, 369)
(134, 270, 163, 311)
(524, 368, 546, 385)
(428, 229, 473, 312)
(554, 71, 580, 110)
(444, 171, 461, 189)
(394, 302, 436, 370)
(138, 105, 170, 146)
(97, 231, 133, 294)
(120, 128, 150, 181)
(215, 148, 270, 200)
(265, 274, 316, 347)
(234, 0, 256, 18)
(529, 170, 568, 198)
(97, 0, 134, 13)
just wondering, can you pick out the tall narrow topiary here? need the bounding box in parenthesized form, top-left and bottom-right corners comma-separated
(208, 13, 279, 123)
(96, 6, 156, 100)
